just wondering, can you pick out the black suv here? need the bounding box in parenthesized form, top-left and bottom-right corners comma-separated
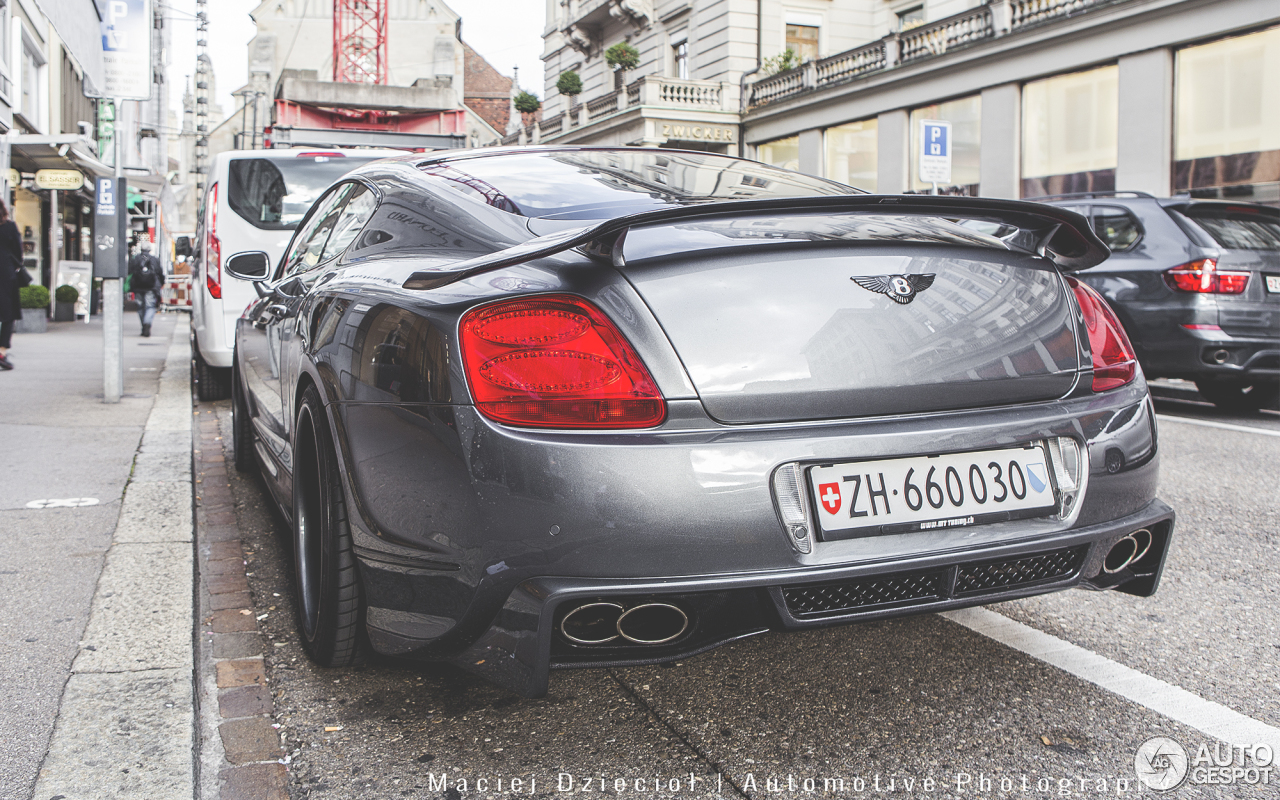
(1036, 192, 1280, 410)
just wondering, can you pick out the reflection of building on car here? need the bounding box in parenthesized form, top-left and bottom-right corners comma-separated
(189, 148, 402, 400)
(1037, 192, 1280, 410)
(224, 147, 1174, 699)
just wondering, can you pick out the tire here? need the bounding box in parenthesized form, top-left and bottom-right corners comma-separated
(193, 338, 232, 401)
(230, 354, 255, 474)
(292, 385, 366, 667)
(1195, 379, 1278, 412)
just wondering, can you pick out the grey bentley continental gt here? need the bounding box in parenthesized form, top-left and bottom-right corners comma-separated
(223, 147, 1174, 698)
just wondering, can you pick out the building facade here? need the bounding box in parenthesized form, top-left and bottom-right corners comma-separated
(533, 0, 1280, 207)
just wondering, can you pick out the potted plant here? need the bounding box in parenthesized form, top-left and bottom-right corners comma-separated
(55, 284, 79, 322)
(17, 285, 49, 333)
(556, 70, 583, 115)
(605, 42, 641, 91)
(513, 90, 541, 126)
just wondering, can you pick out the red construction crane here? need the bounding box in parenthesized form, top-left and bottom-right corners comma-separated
(333, 0, 388, 85)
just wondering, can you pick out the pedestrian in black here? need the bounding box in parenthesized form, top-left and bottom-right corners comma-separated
(128, 240, 164, 337)
(0, 199, 25, 370)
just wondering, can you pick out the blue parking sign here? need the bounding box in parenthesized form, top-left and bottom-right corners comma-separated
(919, 120, 952, 184)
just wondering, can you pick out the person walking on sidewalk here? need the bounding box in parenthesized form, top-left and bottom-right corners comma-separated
(0, 199, 24, 370)
(128, 241, 164, 337)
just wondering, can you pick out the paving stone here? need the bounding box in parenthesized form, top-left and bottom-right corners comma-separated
(211, 609, 257, 633)
(209, 591, 253, 612)
(207, 539, 244, 560)
(205, 558, 246, 576)
(219, 717, 281, 764)
(206, 571, 249, 594)
(204, 524, 242, 544)
(212, 632, 263, 659)
(220, 763, 288, 800)
(216, 658, 266, 689)
(219, 685, 272, 719)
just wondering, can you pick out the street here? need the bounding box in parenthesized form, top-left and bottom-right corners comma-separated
(196, 388, 1279, 800)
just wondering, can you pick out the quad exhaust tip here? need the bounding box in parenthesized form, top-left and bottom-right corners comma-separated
(1103, 528, 1153, 574)
(560, 601, 689, 646)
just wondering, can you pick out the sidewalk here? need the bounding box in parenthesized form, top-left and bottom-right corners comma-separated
(0, 312, 194, 800)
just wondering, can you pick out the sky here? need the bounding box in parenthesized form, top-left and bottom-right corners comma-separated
(163, 0, 547, 124)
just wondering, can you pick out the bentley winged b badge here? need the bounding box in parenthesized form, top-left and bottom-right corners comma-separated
(852, 273, 936, 304)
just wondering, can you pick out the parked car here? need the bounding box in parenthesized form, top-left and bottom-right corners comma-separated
(1036, 192, 1280, 410)
(190, 148, 403, 400)
(226, 147, 1173, 698)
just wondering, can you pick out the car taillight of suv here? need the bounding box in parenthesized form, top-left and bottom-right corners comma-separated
(1163, 258, 1249, 294)
(1068, 277, 1138, 392)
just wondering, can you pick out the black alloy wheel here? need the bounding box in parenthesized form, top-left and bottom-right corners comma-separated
(230, 352, 255, 474)
(292, 385, 366, 667)
(1195, 379, 1280, 412)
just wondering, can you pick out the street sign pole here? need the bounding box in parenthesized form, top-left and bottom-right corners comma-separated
(95, 0, 153, 403)
(100, 106, 126, 403)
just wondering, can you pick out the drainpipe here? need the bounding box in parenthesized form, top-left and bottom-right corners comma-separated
(736, 0, 763, 157)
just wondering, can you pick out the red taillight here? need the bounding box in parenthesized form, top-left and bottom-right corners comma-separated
(205, 183, 222, 299)
(460, 294, 666, 429)
(1067, 277, 1138, 393)
(1163, 258, 1249, 294)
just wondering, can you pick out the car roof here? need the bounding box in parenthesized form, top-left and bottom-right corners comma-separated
(214, 147, 408, 163)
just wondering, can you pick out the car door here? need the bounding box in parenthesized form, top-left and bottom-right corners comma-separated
(240, 183, 353, 479)
(276, 183, 378, 435)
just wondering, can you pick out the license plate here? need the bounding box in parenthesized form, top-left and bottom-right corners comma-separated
(1266, 275, 1280, 293)
(809, 445, 1056, 539)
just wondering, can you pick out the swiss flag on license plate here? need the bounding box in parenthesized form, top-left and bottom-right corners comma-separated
(818, 482, 841, 515)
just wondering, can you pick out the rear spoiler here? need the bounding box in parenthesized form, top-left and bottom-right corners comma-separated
(403, 195, 1109, 290)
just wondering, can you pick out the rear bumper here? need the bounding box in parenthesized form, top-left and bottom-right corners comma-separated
(1141, 325, 1279, 382)
(340, 379, 1169, 697)
(442, 500, 1174, 697)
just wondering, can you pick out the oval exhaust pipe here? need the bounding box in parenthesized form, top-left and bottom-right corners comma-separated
(617, 603, 689, 645)
(1103, 528, 1153, 574)
(1211, 349, 1231, 364)
(560, 602, 623, 645)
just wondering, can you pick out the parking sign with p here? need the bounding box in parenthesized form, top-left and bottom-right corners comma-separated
(919, 119, 952, 185)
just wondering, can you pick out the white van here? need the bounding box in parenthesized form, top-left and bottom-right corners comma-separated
(191, 148, 402, 399)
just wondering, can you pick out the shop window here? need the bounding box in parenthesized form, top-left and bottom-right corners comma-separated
(824, 119, 877, 192)
(910, 95, 981, 194)
(1174, 25, 1280, 200)
(756, 136, 800, 171)
(1021, 65, 1118, 198)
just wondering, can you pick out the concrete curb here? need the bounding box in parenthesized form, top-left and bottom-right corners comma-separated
(193, 381, 289, 799)
(31, 319, 195, 800)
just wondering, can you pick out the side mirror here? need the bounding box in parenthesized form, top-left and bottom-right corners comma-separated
(174, 236, 192, 257)
(225, 251, 272, 281)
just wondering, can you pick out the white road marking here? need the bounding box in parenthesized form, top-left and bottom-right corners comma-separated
(941, 607, 1280, 752)
(1156, 414, 1280, 438)
(25, 498, 100, 508)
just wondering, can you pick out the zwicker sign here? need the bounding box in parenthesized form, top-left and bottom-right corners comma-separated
(657, 121, 736, 142)
(99, 0, 153, 100)
(35, 170, 86, 191)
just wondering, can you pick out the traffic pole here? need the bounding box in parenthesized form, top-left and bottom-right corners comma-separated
(103, 98, 125, 404)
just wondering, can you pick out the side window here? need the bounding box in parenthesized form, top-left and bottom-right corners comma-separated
(280, 184, 353, 278)
(1092, 205, 1142, 252)
(321, 185, 376, 262)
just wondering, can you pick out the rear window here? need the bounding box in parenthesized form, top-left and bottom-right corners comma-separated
(1184, 208, 1280, 251)
(227, 155, 384, 230)
(418, 150, 857, 219)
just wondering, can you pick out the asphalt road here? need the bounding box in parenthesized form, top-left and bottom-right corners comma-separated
(205, 385, 1279, 800)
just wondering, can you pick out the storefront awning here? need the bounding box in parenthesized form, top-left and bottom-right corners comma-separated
(8, 134, 113, 179)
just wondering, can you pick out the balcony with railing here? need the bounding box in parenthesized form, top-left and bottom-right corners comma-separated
(509, 75, 741, 144)
(747, 0, 1130, 109)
